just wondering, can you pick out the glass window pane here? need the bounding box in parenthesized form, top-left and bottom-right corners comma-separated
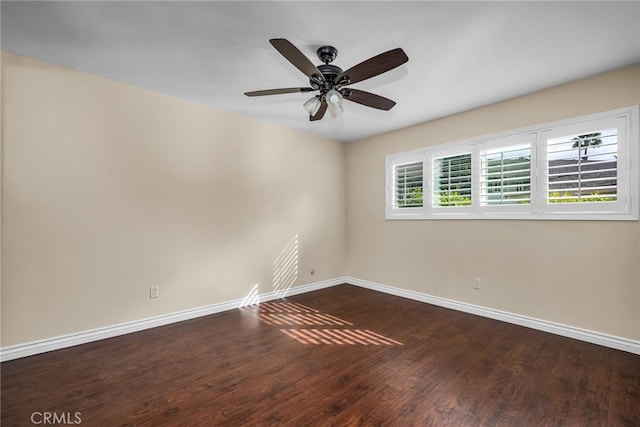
(394, 162, 423, 208)
(481, 144, 531, 205)
(547, 129, 617, 204)
(433, 154, 472, 207)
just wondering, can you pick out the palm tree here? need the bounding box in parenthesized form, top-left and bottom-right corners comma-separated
(571, 132, 602, 162)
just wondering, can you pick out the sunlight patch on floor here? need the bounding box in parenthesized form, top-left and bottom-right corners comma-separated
(242, 300, 402, 346)
(280, 328, 403, 346)
(259, 312, 352, 326)
(258, 302, 316, 313)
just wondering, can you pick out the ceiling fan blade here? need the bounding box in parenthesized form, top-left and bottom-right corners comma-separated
(337, 48, 408, 86)
(342, 88, 396, 111)
(270, 38, 325, 82)
(244, 87, 315, 97)
(310, 101, 327, 121)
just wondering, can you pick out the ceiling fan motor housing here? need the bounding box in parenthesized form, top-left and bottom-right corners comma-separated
(316, 64, 344, 91)
(314, 46, 346, 94)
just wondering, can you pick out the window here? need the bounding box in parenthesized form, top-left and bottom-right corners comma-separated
(386, 154, 426, 217)
(386, 106, 638, 220)
(540, 116, 625, 215)
(393, 161, 423, 209)
(433, 153, 472, 207)
(480, 144, 531, 206)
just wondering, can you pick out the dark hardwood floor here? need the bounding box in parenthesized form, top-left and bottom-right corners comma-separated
(2, 284, 639, 426)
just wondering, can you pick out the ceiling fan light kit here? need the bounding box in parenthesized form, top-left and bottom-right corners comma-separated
(244, 39, 408, 121)
(303, 96, 322, 116)
(325, 88, 344, 117)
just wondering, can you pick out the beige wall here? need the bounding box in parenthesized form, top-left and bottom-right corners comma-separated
(2, 50, 639, 348)
(1, 52, 346, 346)
(346, 65, 640, 340)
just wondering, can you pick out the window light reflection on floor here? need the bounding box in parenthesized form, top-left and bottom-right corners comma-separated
(281, 328, 403, 346)
(242, 301, 402, 346)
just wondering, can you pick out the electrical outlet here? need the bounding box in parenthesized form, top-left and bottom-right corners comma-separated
(150, 285, 160, 299)
(472, 278, 481, 290)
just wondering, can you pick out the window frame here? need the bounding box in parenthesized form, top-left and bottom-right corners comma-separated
(385, 106, 639, 221)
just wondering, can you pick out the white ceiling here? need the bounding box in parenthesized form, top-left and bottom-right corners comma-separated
(2, 1, 639, 143)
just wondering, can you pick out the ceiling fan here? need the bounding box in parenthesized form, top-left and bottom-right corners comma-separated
(244, 39, 409, 121)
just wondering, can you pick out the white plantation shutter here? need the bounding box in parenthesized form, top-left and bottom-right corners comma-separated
(392, 161, 423, 209)
(538, 112, 632, 218)
(480, 144, 531, 205)
(546, 129, 618, 203)
(433, 153, 472, 207)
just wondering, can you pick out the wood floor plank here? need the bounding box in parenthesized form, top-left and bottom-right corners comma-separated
(2, 284, 639, 426)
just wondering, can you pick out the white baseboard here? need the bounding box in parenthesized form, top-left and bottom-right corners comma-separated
(0, 277, 346, 362)
(3, 275, 638, 361)
(345, 276, 640, 355)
